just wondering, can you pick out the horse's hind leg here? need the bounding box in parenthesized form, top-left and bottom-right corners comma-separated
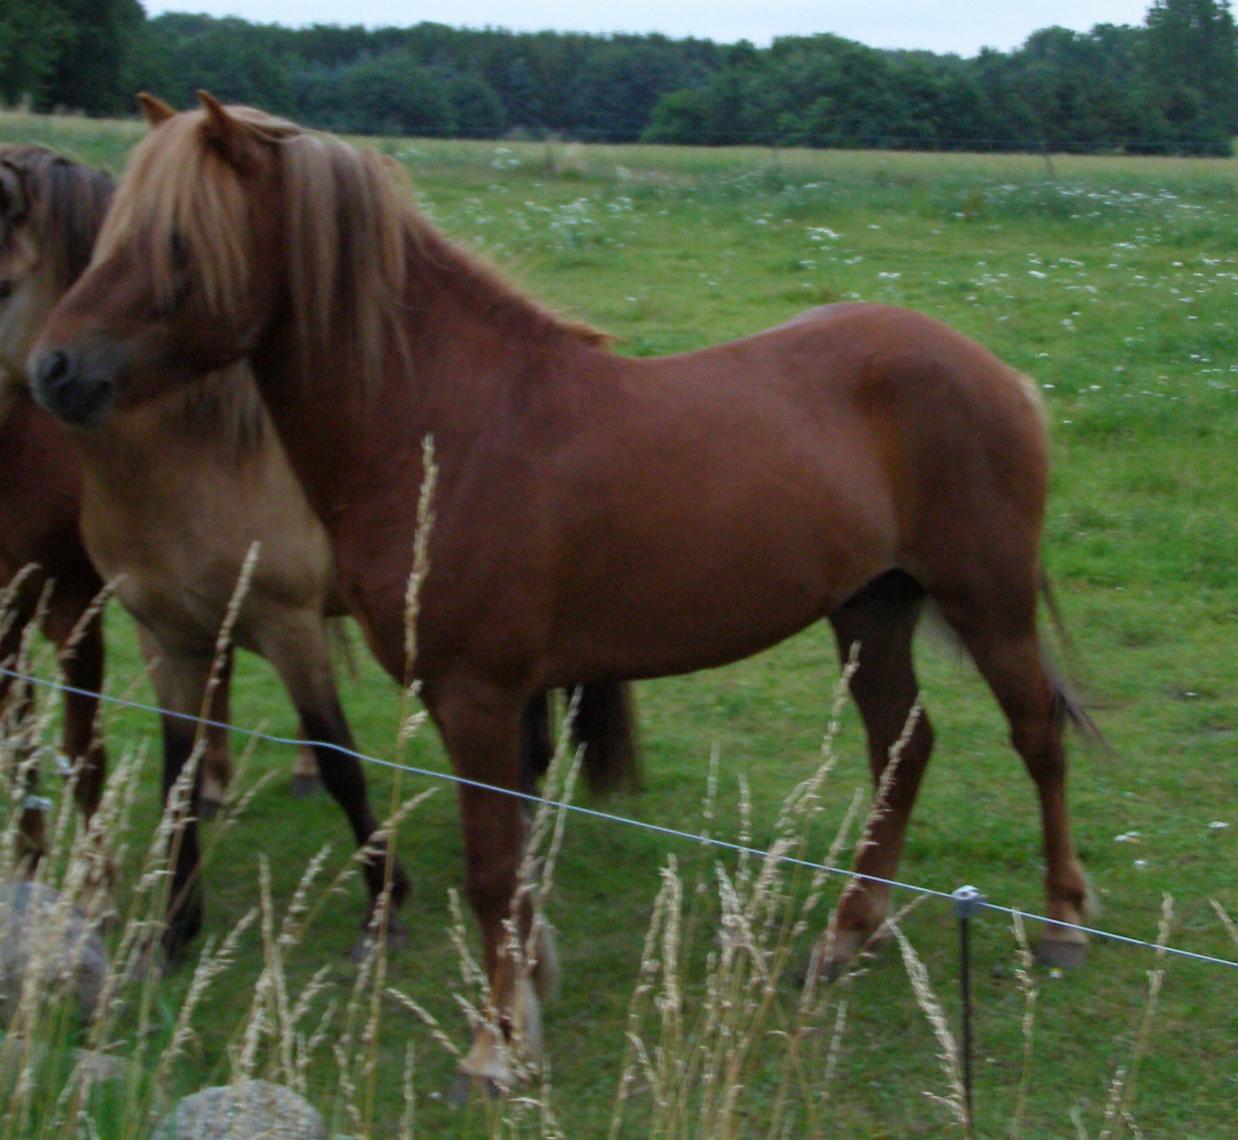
(936, 590, 1090, 967)
(819, 570, 933, 975)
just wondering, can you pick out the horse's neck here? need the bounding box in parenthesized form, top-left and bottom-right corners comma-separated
(256, 250, 568, 502)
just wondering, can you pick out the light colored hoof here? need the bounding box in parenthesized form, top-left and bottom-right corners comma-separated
(449, 1068, 508, 1106)
(807, 924, 890, 986)
(529, 919, 560, 1002)
(1036, 935, 1088, 970)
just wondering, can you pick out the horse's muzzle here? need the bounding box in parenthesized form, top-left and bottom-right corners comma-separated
(28, 346, 117, 427)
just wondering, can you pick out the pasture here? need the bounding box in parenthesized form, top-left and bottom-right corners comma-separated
(0, 109, 1234, 1137)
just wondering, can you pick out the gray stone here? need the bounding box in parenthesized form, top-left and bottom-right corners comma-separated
(0, 881, 108, 1021)
(153, 1079, 327, 1140)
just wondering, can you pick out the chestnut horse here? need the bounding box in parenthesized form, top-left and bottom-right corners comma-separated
(0, 148, 111, 874)
(30, 96, 1094, 1088)
(1, 142, 637, 957)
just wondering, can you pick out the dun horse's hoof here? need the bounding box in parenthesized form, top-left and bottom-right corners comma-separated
(198, 796, 222, 821)
(290, 775, 321, 799)
(1035, 935, 1088, 970)
(347, 913, 408, 963)
(448, 1070, 509, 1106)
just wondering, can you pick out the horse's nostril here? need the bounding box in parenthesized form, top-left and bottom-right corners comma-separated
(35, 348, 71, 389)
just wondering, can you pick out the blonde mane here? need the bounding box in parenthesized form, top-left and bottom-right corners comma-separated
(98, 105, 606, 399)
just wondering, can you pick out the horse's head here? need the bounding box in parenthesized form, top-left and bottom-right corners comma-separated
(28, 93, 290, 427)
(0, 146, 114, 416)
(0, 152, 57, 403)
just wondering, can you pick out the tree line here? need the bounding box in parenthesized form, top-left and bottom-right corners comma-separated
(1, 0, 1234, 155)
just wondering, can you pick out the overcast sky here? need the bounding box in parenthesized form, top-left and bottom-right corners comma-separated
(142, 2, 1156, 57)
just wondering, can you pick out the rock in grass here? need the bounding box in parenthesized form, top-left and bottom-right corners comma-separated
(153, 1079, 326, 1140)
(0, 882, 108, 1021)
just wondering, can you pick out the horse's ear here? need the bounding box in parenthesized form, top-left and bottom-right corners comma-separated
(137, 92, 177, 128)
(196, 89, 258, 170)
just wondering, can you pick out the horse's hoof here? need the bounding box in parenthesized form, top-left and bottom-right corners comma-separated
(347, 917, 407, 963)
(290, 775, 321, 799)
(449, 1070, 508, 1106)
(198, 797, 222, 821)
(1036, 936, 1088, 970)
(123, 939, 168, 984)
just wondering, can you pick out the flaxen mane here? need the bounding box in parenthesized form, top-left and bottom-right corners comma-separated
(100, 105, 606, 400)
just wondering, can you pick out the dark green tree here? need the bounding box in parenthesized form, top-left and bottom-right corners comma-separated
(43, 0, 145, 114)
(1143, 0, 1237, 151)
(335, 51, 456, 137)
(0, 0, 71, 106)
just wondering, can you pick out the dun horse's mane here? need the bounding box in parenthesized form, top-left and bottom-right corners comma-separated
(0, 145, 265, 456)
(100, 105, 606, 400)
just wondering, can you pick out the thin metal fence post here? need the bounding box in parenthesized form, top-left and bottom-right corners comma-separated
(953, 884, 985, 1134)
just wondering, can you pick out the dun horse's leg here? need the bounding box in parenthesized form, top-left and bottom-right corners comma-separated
(937, 594, 1090, 967)
(821, 571, 933, 974)
(426, 680, 546, 1094)
(154, 651, 215, 959)
(140, 625, 235, 815)
(256, 616, 410, 950)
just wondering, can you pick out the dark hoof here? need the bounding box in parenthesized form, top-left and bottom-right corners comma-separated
(290, 775, 321, 799)
(449, 1070, 507, 1106)
(198, 797, 222, 821)
(123, 938, 169, 984)
(1036, 937, 1088, 970)
(347, 914, 408, 963)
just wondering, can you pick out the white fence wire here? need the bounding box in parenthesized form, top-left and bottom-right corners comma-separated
(2, 664, 1235, 972)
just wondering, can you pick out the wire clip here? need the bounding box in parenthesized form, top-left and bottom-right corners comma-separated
(952, 884, 986, 918)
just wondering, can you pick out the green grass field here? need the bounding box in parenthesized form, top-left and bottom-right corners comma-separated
(0, 111, 1234, 1137)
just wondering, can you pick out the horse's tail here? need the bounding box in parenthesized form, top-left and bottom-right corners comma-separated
(1038, 566, 1107, 747)
(571, 681, 642, 795)
(518, 682, 643, 798)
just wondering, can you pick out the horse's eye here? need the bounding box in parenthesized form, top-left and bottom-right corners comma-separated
(0, 280, 12, 301)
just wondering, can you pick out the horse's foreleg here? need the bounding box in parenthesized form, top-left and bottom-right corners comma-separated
(48, 597, 114, 910)
(427, 681, 545, 1094)
(140, 625, 235, 816)
(54, 605, 107, 821)
(1, 587, 47, 873)
(821, 572, 932, 976)
(137, 642, 225, 958)
(255, 614, 409, 950)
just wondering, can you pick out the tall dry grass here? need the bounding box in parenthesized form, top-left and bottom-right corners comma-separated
(0, 523, 1183, 1137)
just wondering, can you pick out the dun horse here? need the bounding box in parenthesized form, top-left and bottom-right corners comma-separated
(1, 143, 636, 955)
(31, 96, 1095, 1089)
